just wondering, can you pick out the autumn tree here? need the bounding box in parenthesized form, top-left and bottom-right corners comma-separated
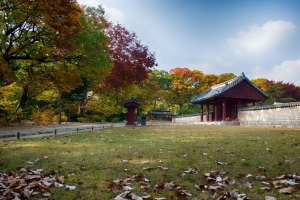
(170, 67, 203, 108)
(198, 74, 218, 93)
(0, 0, 83, 84)
(101, 23, 157, 92)
(217, 73, 236, 84)
(0, 2, 112, 121)
(283, 82, 300, 102)
(83, 22, 157, 118)
(146, 70, 176, 110)
(0, 0, 83, 114)
(252, 78, 300, 105)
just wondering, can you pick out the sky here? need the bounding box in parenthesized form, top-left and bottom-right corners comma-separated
(77, 0, 300, 85)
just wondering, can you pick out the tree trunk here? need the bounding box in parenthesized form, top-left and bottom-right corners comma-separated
(59, 97, 63, 125)
(14, 85, 29, 114)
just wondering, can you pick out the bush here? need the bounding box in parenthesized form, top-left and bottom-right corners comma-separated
(53, 112, 68, 123)
(90, 115, 102, 122)
(77, 117, 86, 122)
(0, 118, 9, 126)
(111, 117, 120, 122)
(32, 109, 55, 125)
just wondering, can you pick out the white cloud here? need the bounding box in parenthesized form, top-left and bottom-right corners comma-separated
(77, 1, 126, 25)
(251, 59, 300, 85)
(102, 5, 126, 25)
(77, 0, 100, 8)
(227, 20, 296, 54)
(216, 56, 234, 68)
(187, 63, 216, 74)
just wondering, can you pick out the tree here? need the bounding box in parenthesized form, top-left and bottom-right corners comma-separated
(252, 78, 300, 104)
(217, 73, 236, 83)
(0, 3, 112, 119)
(198, 74, 218, 93)
(170, 67, 203, 108)
(0, 0, 83, 113)
(101, 23, 157, 92)
(0, 0, 83, 84)
(284, 82, 300, 102)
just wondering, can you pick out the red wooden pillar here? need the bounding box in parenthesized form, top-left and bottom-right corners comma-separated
(252, 101, 256, 106)
(214, 102, 218, 121)
(238, 99, 242, 109)
(206, 103, 209, 122)
(124, 96, 140, 126)
(127, 107, 135, 125)
(222, 100, 226, 121)
(200, 104, 203, 122)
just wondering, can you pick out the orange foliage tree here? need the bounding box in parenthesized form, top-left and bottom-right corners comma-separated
(170, 67, 203, 108)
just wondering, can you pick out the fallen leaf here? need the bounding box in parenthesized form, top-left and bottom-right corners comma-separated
(279, 187, 294, 194)
(261, 187, 271, 191)
(265, 196, 276, 200)
(158, 166, 168, 171)
(114, 191, 130, 200)
(66, 185, 76, 190)
(244, 181, 252, 188)
(122, 185, 134, 191)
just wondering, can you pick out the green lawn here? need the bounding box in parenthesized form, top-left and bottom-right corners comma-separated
(0, 125, 299, 199)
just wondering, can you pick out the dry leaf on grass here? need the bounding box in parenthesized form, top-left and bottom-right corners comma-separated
(278, 187, 295, 194)
(265, 196, 276, 200)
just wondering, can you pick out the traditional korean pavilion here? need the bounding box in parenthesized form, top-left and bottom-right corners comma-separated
(191, 73, 268, 122)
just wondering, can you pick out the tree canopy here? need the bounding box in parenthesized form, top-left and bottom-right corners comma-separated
(0, 1, 299, 125)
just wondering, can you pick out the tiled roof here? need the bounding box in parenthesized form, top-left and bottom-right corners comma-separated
(124, 96, 140, 105)
(239, 101, 300, 111)
(150, 110, 173, 115)
(191, 72, 268, 104)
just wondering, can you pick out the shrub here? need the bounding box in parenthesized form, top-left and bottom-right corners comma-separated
(53, 112, 68, 123)
(111, 117, 120, 122)
(91, 115, 101, 122)
(32, 110, 43, 126)
(32, 109, 55, 125)
(77, 117, 86, 122)
(0, 118, 9, 126)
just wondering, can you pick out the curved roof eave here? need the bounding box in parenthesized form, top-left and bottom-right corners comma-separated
(191, 72, 268, 104)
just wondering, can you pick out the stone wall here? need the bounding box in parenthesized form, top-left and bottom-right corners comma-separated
(172, 113, 211, 124)
(238, 102, 300, 128)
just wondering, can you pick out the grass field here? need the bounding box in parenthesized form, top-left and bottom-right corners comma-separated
(0, 125, 299, 199)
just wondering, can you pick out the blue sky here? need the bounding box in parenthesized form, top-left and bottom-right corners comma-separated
(77, 0, 300, 85)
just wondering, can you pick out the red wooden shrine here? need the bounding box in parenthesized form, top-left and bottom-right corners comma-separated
(191, 73, 268, 121)
(124, 96, 140, 126)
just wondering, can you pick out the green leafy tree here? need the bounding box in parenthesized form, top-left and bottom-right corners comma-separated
(0, 3, 112, 121)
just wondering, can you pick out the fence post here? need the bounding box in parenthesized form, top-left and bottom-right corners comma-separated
(77, 128, 79, 132)
(17, 132, 20, 139)
(92, 126, 93, 131)
(55, 129, 57, 135)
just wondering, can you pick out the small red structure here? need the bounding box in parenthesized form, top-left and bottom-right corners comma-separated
(124, 96, 140, 126)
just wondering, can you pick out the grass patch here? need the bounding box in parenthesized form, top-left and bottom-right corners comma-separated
(0, 125, 299, 199)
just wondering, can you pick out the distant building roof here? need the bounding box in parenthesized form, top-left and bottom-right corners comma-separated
(239, 101, 300, 111)
(150, 110, 173, 115)
(191, 72, 268, 104)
